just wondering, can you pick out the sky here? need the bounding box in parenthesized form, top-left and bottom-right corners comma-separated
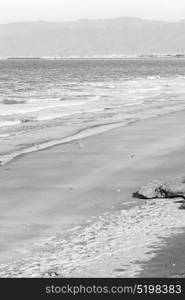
(0, 0, 185, 23)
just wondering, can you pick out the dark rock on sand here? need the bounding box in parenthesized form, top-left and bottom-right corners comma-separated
(133, 176, 185, 199)
(179, 202, 185, 210)
(43, 270, 59, 277)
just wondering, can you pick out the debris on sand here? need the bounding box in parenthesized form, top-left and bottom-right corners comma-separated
(133, 176, 185, 200)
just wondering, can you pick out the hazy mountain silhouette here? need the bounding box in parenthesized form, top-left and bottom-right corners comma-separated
(0, 17, 185, 56)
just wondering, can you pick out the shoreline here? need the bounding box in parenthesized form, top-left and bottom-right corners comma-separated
(1, 199, 185, 277)
(138, 229, 185, 278)
(1, 110, 185, 276)
(0, 120, 128, 166)
(1, 105, 185, 167)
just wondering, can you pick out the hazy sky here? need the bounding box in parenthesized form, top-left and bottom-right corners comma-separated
(0, 0, 185, 23)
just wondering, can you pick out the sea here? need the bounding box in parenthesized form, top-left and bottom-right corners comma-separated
(0, 58, 185, 162)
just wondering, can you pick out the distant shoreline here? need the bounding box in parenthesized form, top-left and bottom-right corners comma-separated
(1, 54, 185, 60)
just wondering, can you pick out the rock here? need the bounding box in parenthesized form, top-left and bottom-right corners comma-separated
(44, 271, 59, 277)
(133, 176, 185, 199)
(179, 202, 185, 209)
(133, 180, 164, 199)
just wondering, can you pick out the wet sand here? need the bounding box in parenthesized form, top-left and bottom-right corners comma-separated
(1, 110, 185, 276)
(138, 230, 185, 278)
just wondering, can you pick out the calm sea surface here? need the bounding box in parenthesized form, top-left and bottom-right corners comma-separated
(0, 58, 185, 147)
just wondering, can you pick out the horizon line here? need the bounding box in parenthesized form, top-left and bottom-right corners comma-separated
(0, 16, 184, 25)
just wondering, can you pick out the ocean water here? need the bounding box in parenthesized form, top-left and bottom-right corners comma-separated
(0, 58, 185, 161)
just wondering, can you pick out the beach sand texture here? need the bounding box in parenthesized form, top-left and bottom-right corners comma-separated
(0, 111, 185, 277)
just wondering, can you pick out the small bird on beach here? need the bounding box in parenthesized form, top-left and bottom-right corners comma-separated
(75, 141, 83, 149)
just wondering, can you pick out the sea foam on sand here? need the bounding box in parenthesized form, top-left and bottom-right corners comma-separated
(0, 198, 185, 278)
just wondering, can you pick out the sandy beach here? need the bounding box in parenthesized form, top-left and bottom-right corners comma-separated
(1, 110, 185, 277)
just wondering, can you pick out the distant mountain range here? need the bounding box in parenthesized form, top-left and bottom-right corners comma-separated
(0, 17, 185, 57)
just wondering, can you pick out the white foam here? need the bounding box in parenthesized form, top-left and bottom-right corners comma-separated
(147, 75, 161, 79)
(0, 101, 88, 117)
(0, 120, 20, 127)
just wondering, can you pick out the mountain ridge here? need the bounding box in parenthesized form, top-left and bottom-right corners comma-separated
(0, 17, 185, 56)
